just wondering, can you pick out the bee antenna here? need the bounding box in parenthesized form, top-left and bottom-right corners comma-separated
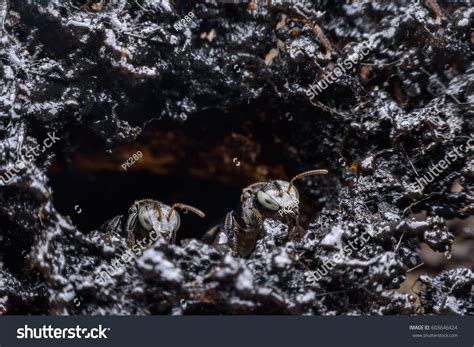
(167, 203, 206, 220)
(287, 169, 328, 193)
(273, 180, 284, 196)
(155, 204, 162, 221)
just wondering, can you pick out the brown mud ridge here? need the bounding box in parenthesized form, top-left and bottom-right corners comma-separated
(0, 0, 472, 315)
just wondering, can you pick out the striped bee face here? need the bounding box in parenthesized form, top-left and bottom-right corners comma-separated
(125, 199, 204, 247)
(254, 180, 300, 224)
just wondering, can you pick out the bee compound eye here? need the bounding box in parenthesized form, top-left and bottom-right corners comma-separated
(138, 206, 154, 231)
(172, 212, 181, 232)
(257, 190, 280, 211)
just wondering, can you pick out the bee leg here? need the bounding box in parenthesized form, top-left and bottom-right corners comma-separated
(126, 231, 136, 248)
(99, 215, 122, 234)
(214, 212, 237, 253)
(123, 208, 139, 246)
(223, 211, 236, 234)
(204, 212, 237, 254)
(229, 213, 261, 257)
(234, 226, 261, 257)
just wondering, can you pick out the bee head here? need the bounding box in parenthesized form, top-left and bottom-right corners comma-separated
(135, 200, 205, 243)
(251, 169, 328, 226)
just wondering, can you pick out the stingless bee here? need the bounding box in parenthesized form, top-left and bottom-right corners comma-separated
(102, 199, 205, 247)
(203, 169, 328, 257)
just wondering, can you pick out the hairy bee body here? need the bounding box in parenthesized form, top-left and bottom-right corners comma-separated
(204, 171, 327, 257)
(102, 199, 204, 248)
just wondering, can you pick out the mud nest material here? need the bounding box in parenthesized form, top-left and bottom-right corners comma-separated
(0, 0, 473, 315)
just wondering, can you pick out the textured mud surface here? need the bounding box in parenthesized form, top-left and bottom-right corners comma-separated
(0, 0, 473, 315)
